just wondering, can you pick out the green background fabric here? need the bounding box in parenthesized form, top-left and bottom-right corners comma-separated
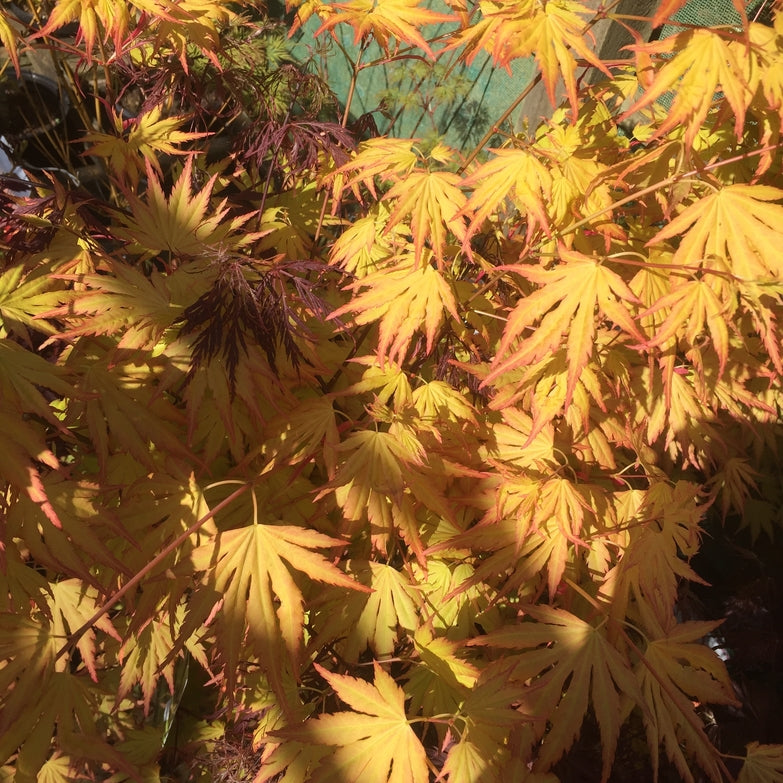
(289, 0, 768, 145)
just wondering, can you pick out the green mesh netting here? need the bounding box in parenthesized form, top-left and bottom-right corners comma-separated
(290, 0, 772, 145)
(663, 0, 773, 34)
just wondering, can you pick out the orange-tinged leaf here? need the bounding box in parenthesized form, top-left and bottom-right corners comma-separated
(83, 108, 208, 180)
(486, 249, 642, 406)
(332, 138, 418, 202)
(192, 522, 367, 694)
(470, 606, 641, 779)
(601, 482, 706, 629)
(640, 279, 732, 377)
(650, 0, 689, 27)
(646, 184, 783, 280)
(331, 253, 461, 365)
(451, 0, 609, 113)
(385, 169, 467, 266)
(36, 0, 133, 56)
(461, 148, 552, 244)
(315, 0, 455, 58)
(622, 29, 752, 144)
(280, 662, 429, 783)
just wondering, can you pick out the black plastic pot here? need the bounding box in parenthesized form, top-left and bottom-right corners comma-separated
(0, 69, 70, 136)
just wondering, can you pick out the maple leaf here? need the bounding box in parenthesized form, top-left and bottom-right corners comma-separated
(640, 279, 733, 378)
(470, 606, 641, 780)
(265, 396, 341, 479)
(738, 743, 783, 783)
(310, 560, 420, 661)
(460, 148, 552, 245)
(117, 604, 203, 716)
(411, 380, 477, 427)
(441, 738, 501, 783)
(342, 357, 413, 409)
(413, 558, 500, 640)
(83, 108, 208, 182)
(650, 0, 689, 26)
(0, 11, 20, 75)
(331, 138, 419, 203)
(0, 614, 127, 780)
(486, 249, 643, 407)
(117, 157, 255, 259)
(63, 345, 193, 476)
(35, 0, 134, 57)
(329, 203, 402, 278)
(54, 260, 212, 351)
(315, 0, 455, 59)
(384, 169, 467, 266)
(192, 520, 367, 695)
(47, 580, 120, 682)
(646, 184, 783, 281)
(622, 28, 753, 145)
(458, 474, 592, 599)
(150, 0, 236, 70)
(0, 263, 64, 341)
(451, 0, 609, 113)
(404, 628, 479, 743)
(600, 482, 706, 628)
(330, 252, 461, 365)
(637, 619, 739, 783)
(5, 473, 132, 586)
(279, 662, 429, 783)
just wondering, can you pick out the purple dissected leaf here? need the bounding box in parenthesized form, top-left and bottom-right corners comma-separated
(176, 256, 339, 392)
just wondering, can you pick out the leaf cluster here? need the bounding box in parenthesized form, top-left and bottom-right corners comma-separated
(1, 1, 783, 781)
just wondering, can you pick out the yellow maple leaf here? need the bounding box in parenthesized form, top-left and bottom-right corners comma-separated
(151, 0, 236, 70)
(47, 580, 120, 681)
(460, 148, 552, 245)
(0, 11, 21, 74)
(451, 0, 609, 114)
(117, 157, 256, 258)
(310, 560, 420, 661)
(486, 249, 643, 406)
(315, 0, 455, 58)
(647, 184, 783, 281)
(280, 662, 429, 783)
(738, 743, 783, 783)
(470, 605, 641, 780)
(83, 107, 208, 182)
(641, 279, 733, 377)
(622, 28, 754, 146)
(330, 252, 461, 365)
(192, 521, 367, 694)
(331, 138, 419, 203)
(384, 169, 467, 266)
(600, 481, 706, 628)
(329, 203, 402, 278)
(637, 619, 740, 783)
(37, 0, 134, 57)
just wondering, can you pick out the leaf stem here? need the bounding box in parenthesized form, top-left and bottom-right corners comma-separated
(458, 73, 542, 174)
(53, 480, 253, 664)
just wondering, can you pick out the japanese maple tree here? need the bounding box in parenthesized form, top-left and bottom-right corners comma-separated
(1, 0, 783, 781)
